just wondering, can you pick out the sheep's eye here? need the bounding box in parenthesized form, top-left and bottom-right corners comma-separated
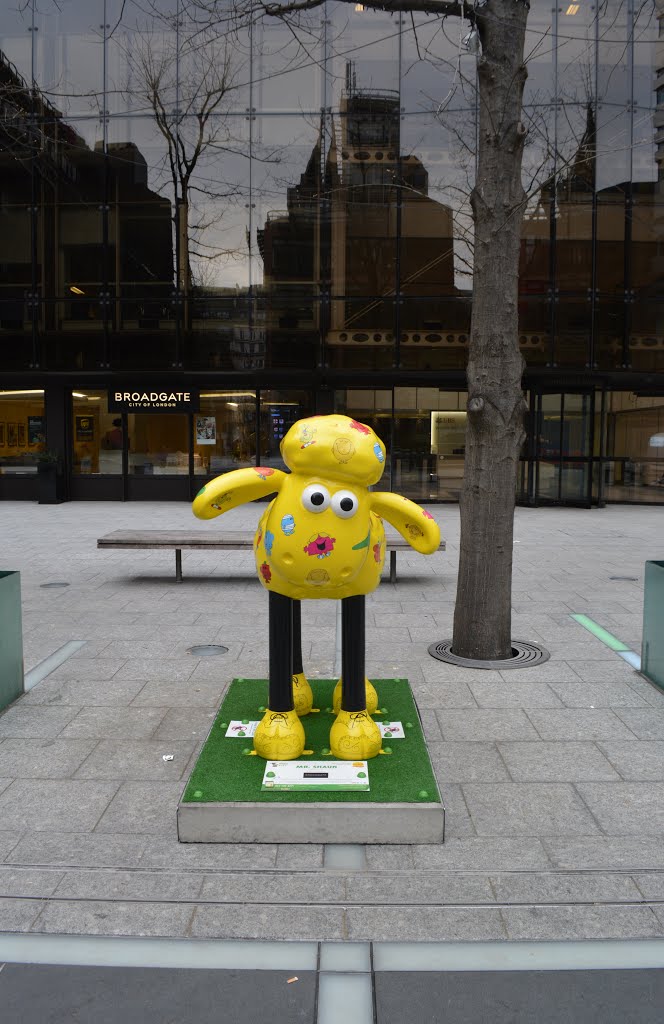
(331, 490, 358, 519)
(302, 484, 331, 513)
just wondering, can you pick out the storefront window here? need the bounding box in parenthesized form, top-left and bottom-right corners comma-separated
(258, 391, 313, 470)
(71, 390, 122, 475)
(0, 389, 45, 475)
(605, 393, 664, 502)
(195, 392, 257, 476)
(127, 413, 189, 475)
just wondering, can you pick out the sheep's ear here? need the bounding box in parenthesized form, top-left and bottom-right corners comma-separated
(193, 467, 286, 520)
(370, 492, 440, 554)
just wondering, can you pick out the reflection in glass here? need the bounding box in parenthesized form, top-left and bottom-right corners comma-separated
(127, 414, 189, 475)
(0, 390, 46, 473)
(604, 393, 664, 502)
(72, 390, 122, 475)
(195, 392, 257, 475)
(259, 391, 313, 471)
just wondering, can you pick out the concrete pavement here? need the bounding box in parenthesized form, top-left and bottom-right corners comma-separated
(0, 499, 663, 942)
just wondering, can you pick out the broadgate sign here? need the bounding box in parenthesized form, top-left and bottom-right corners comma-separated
(108, 390, 199, 413)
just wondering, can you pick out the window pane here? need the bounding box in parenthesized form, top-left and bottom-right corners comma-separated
(127, 413, 189, 475)
(259, 390, 313, 471)
(72, 390, 122, 475)
(0, 389, 45, 474)
(195, 391, 256, 475)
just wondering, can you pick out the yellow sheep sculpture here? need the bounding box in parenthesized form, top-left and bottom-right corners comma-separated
(193, 414, 440, 761)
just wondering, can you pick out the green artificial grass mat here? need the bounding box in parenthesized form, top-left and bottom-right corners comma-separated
(182, 678, 440, 805)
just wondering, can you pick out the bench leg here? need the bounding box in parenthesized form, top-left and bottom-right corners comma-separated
(390, 549, 397, 584)
(175, 549, 182, 583)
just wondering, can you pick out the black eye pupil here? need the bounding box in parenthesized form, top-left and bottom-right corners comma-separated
(311, 492, 325, 506)
(340, 497, 354, 512)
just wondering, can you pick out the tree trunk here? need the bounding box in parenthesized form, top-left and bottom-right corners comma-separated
(452, 0, 529, 661)
(177, 195, 193, 329)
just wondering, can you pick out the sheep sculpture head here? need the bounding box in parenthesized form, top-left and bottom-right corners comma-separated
(193, 414, 441, 760)
(194, 414, 440, 600)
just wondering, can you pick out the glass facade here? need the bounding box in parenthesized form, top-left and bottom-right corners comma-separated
(0, 0, 662, 504)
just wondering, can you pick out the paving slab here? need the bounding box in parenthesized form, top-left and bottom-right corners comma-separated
(526, 709, 637, 741)
(19, 677, 149, 707)
(30, 899, 196, 937)
(0, 780, 119, 833)
(427, 742, 512, 783)
(60, 707, 168, 739)
(544, 837, 664, 870)
(497, 741, 620, 782)
(199, 871, 343, 904)
(413, 837, 552, 870)
(0, 739, 98, 779)
(598, 741, 664, 780)
(466, 682, 564, 708)
(0, 898, 47, 931)
(139, 838, 278, 870)
(615, 709, 664, 740)
(547, 680, 650, 708)
(0, 707, 81, 738)
(93, 781, 185, 835)
(190, 904, 345, 940)
(345, 906, 507, 941)
(275, 844, 324, 869)
(53, 869, 204, 902)
(73, 739, 196, 781)
(0, 867, 64, 897)
(489, 871, 642, 903)
(343, 871, 495, 905)
(462, 783, 602, 837)
(437, 710, 540, 742)
(500, 905, 664, 940)
(575, 782, 664, 834)
(5, 832, 147, 868)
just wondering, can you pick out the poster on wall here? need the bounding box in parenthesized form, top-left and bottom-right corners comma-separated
(0, 424, 5, 446)
(196, 416, 217, 445)
(17, 424, 26, 447)
(7, 423, 17, 447)
(27, 416, 45, 445)
(75, 416, 95, 441)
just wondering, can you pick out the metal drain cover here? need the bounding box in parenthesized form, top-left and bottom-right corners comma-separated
(40, 582, 70, 589)
(187, 644, 229, 657)
(428, 639, 550, 670)
(609, 576, 638, 582)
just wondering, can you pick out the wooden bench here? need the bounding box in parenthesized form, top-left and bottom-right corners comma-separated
(97, 529, 446, 584)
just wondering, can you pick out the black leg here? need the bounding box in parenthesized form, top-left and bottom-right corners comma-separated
(175, 549, 182, 583)
(341, 595, 365, 713)
(292, 599, 303, 676)
(389, 549, 397, 584)
(269, 591, 294, 712)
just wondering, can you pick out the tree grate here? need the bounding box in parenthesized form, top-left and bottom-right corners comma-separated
(427, 639, 550, 670)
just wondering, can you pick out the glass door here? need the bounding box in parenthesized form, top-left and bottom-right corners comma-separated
(535, 392, 594, 506)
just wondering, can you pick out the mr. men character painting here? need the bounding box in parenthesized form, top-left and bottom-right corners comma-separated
(193, 415, 440, 762)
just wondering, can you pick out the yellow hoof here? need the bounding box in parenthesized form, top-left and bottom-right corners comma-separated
(330, 709, 382, 760)
(292, 672, 314, 716)
(332, 678, 379, 716)
(253, 709, 305, 761)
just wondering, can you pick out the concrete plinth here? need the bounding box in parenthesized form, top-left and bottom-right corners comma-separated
(177, 799, 445, 844)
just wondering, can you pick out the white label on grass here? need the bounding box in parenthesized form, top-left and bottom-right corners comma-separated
(262, 761, 369, 792)
(378, 721, 405, 739)
(225, 721, 259, 738)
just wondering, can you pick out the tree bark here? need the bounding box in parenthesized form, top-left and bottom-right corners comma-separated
(452, 0, 529, 660)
